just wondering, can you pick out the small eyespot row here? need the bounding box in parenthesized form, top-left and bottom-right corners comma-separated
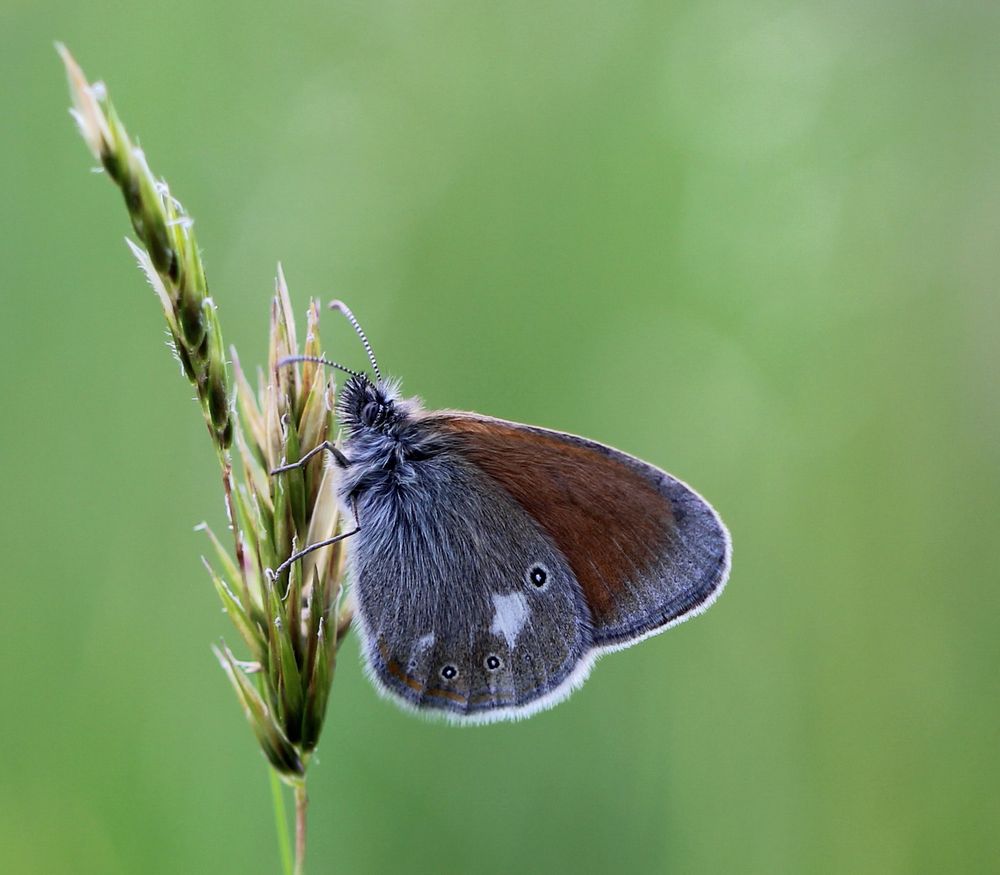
(528, 564, 548, 588)
(440, 657, 504, 677)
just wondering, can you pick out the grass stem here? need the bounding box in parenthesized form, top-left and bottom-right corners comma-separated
(294, 783, 309, 875)
(270, 770, 295, 875)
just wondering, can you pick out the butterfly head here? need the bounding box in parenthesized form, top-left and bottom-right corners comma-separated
(339, 373, 412, 435)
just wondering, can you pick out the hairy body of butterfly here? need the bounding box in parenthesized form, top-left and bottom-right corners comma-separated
(324, 372, 731, 724)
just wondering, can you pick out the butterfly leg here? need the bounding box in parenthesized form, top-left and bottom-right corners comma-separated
(271, 526, 360, 579)
(270, 499, 361, 579)
(271, 440, 349, 474)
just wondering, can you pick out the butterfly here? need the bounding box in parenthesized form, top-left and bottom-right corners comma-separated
(273, 302, 731, 723)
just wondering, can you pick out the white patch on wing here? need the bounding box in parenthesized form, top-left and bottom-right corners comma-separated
(490, 592, 530, 648)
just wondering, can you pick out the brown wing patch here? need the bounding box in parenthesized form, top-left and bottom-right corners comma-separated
(432, 415, 677, 628)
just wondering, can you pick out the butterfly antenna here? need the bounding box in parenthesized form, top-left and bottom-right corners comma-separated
(276, 354, 365, 380)
(329, 300, 383, 383)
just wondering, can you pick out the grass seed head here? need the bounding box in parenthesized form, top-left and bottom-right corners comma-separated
(61, 46, 350, 775)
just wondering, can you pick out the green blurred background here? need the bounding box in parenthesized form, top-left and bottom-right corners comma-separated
(2, 2, 998, 873)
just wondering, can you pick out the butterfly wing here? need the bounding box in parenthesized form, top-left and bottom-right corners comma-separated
(428, 413, 731, 651)
(348, 411, 729, 722)
(348, 445, 595, 723)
